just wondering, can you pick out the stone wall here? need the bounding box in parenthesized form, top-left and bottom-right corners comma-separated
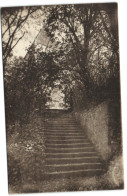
(74, 101, 112, 160)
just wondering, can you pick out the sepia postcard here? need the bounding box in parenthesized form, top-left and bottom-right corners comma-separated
(1, 2, 124, 193)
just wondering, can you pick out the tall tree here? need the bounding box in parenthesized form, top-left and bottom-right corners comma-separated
(44, 5, 116, 87)
(44, 4, 98, 86)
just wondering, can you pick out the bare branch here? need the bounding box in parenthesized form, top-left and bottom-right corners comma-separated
(11, 32, 25, 50)
(2, 7, 40, 63)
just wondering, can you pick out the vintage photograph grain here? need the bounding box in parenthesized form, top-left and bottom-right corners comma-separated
(1, 3, 124, 193)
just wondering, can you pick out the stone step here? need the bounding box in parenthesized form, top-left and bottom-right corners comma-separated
(45, 135, 87, 140)
(46, 119, 74, 121)
(44, 131, 84, 135)
(46, 162, 103, 173)
(46, 147, 94, 153)
(43, 112, 104, 179)
(45, 128, 82, 131)
(46, 156, 101, 164)
(45, 169, 104, 178)
(44, 118, 76, 123)
(44, 132, 85, 137)
(46, 123, 80, 126)
(45, 152, 97, 158)
(46, 120, 78, 122)
(45, 120, 79, 123)
(45, 124, 81, 127)
(45, 127, 82, 130)
(45, 139, 89, 144)
(45, 128, 83, 131)
(46, 143, 91, 148)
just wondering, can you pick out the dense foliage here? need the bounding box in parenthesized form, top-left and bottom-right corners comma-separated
(3, 3, 120, 125)
(43, 3, 120, 106)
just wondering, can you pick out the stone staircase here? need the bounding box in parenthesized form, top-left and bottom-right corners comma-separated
(44, 111, 105, 178)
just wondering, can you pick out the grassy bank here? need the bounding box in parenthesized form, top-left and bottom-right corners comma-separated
(6, 114, 46, 193)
